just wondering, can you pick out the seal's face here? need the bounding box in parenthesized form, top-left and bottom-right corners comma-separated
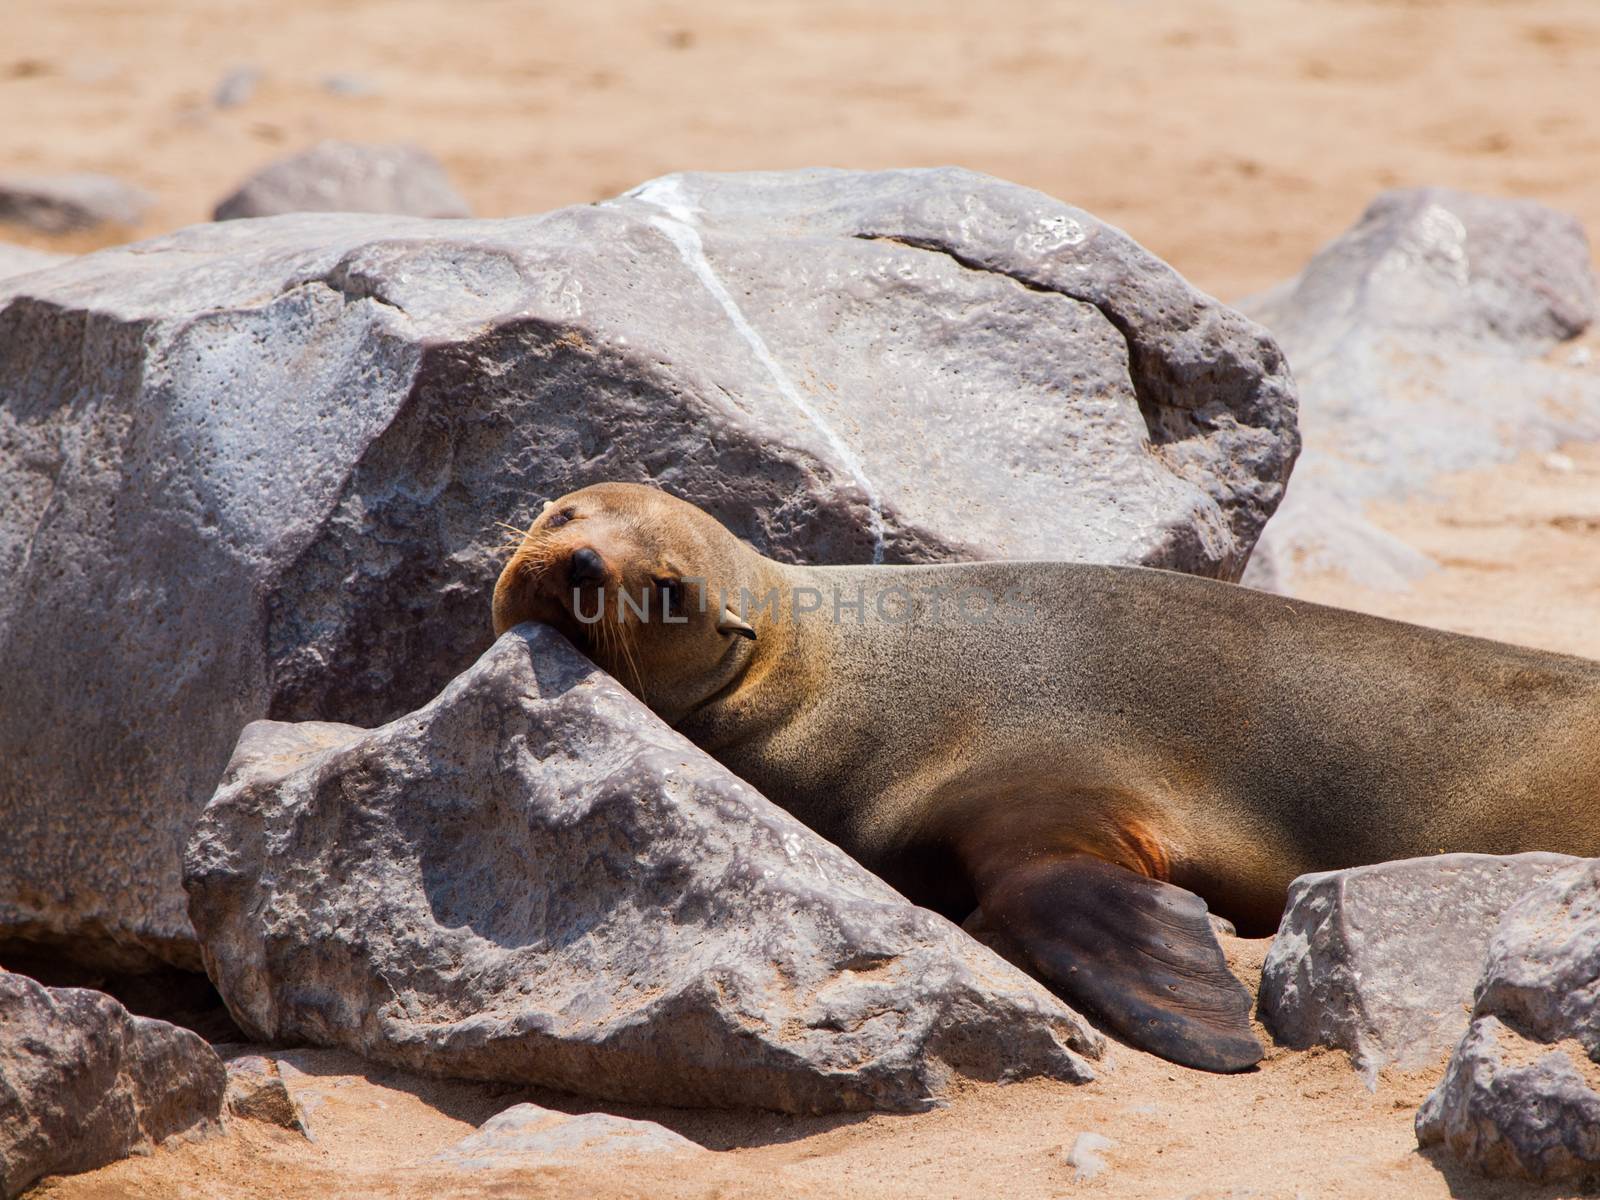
(492, 483, 761, 718)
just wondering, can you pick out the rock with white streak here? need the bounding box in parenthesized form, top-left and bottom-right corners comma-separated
(184, 624, 1104, 1114)
(1258, 852, 1579, 1081)
(1, 166, 1296, 970)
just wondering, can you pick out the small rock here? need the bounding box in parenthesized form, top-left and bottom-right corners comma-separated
(1258, 853, 1579, 1083)
(213, 140, 470, 220)
(321, 73, 378, 98)
(0, 172, 151, 233)
(0, 970, 225, 1199)
(213, 66, 261, 108)
(223, 1055, 312, 1137)
(1570, 345, 1594, 368)
(1543, 452, 1577, 473)
(1063, 1132, 1115, 1182)
(430, 1103, 703, 1169)
(183, 625, 1102, 1115)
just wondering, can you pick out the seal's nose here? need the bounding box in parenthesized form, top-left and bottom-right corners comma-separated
(568, 546, 606, 586)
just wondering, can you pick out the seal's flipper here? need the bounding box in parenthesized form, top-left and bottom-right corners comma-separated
(976, 853, 1263, 1073)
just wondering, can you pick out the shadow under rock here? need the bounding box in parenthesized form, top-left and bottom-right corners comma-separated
(0, 948, 246, 1043)
(251, 1045, 875, 1151)
(1417, 1146, 1600, 1199)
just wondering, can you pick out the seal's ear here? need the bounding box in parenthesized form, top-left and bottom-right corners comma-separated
(716, 607, 757, 641)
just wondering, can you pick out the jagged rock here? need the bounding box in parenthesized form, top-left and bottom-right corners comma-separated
(0, 172, 151, 233)
(1242, 188, 1600, 593)
(0, 167, 1296, 969)
(429, 1103, 704, 1169)
(1417, 1016, 1600, 1182)
(223, 1054, 311, 1136)
(213, 140, 471, 220)
(1418, 860, 1600, 1181)
(0, 243, 68, 280)
(0, 971, 225, 1199)
(1258, 852, 1578, 1082)
(184, 624, 1103, 1114)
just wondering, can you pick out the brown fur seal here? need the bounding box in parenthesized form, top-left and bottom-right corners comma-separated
(492, 482, 1600, 1073)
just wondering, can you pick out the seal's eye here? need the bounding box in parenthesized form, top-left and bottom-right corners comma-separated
(546, 507, 575, 529)
(655, 577, 683, 617)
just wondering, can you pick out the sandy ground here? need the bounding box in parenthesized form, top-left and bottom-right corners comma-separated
(10, 1, 1600, 1197)
(5, 0, 1600, 302)
(37, 939, 1571, 1200)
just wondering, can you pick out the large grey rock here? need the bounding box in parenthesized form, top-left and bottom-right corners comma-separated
(1242, 188, 1600, 592)
(184, 624, 1103, 1114)
(0, 243, 69, 281)
(0, 971, 225, 1199)
(1258, 853, 1578, 1082)
(428, 1103, 704, 1169)
(213, 140, 471, 220)
(1418, 860, 1600, 1181)
(0, 172, 151, 233)
(0, 167, 1297, 970)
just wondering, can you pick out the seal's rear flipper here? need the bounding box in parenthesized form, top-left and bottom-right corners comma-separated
(975, 852, 1263, 1073)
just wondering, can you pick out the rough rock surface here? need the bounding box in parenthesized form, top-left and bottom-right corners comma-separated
(213, 140, 472, 220)
(0, 971, 225, 1199)
(1417, 1016, 1600, 1182)
(429, 1103, 705, 1169)
(0, 172, 151, 233)
(1241, 187, 1600, 592)
(0, 166, 1298, 970)
(184, 624, 1103, 1114)
(0, 243, 68, 281)
(222, 1054, 311, 1136)
(1418, 860, 1600, 1181)
(1258, 852, 1578, 1082)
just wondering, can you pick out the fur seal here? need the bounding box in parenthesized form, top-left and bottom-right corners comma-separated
(492, 482, 1600, 1072)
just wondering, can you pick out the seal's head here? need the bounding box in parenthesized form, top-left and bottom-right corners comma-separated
(492, 482, 767, 719)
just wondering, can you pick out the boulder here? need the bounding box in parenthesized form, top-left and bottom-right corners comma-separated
(1418, 860, 1600, 1180)
(1241, 188, 1600, 592)
(0, 166, 1297, 970)
(1258, 852, 1578, 1082)
(184, 624, 1103, 1114)
(213, 140, 471, 220)
(429, 1103, 704, 1169)
(0, 172, 151, 233)
(0, 243, 68, 281)
(0, 971, 225, 1199)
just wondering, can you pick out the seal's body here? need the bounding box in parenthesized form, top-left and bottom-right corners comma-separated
(493, 484, 1600, 1072)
